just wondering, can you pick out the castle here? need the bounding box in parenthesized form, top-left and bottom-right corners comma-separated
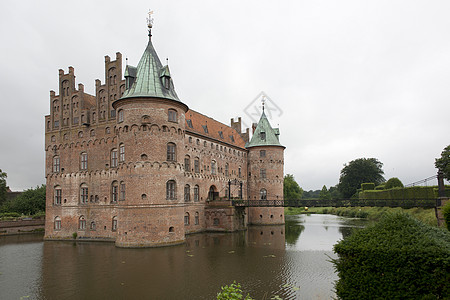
(44, 23, 285, 247)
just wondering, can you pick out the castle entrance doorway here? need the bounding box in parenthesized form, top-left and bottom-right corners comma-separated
(208, 185, 219, 201)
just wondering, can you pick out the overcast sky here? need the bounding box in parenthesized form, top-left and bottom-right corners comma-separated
(1, 0, 449, 191)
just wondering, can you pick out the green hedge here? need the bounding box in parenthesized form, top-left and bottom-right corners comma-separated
(361, 183, 375, 191)
(333, 214, 450, 299)
(359, 186, 449, 200)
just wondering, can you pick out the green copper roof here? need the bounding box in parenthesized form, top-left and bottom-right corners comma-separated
(120, 38, 180, 101)
(246, 111, 284, 148)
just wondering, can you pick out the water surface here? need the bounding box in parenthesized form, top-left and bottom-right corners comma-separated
(0, 214, 366, 299)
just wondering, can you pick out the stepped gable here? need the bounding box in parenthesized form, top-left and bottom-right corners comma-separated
(186, 110, 246, 149)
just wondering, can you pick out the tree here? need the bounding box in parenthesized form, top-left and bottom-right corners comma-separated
(384, 177, 404, 189)
(0, 169, 7, 205)
(338, 158, 385, 199)
(329, 185, 342, 199)
(319, 185, 331, 200)
(1, 185, 46, 215)
(435, 145, 450, 181)
(283, 174, 303, 200)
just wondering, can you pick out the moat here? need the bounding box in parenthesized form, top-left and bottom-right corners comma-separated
(0, 214, 367, 299)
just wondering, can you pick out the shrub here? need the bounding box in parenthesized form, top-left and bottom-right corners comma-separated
(361, 183, 375, 191)
(442, 201, 450, 231)
(333, 214, 450, 299)
(384, 177, 404, 189)
(374, 184, 385, 190)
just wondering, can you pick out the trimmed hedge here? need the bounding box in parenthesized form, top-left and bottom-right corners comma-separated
(443, 201, 450, 231)
(333, 214, 450, 299)
(359, 186, 450, 200)
(361, 183, 375, 191)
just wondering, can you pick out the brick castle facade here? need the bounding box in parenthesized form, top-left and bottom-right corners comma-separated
(44, 27, 285, 247)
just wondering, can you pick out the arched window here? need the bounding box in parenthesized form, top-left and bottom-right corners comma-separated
(166, 180, 176, 200)
(194, 185, 199, 202)
(79, 216, 86, 230)
(211, 160, 217, 175)
(54, 186, 62, 205)
(80, 152, 88, 170)
(111, 181, 119, 203)
(90, 129, 95, 137)
(54, 216, 61, 230)
(111, 149, 118, 167)
(80, 183, 88, 204)
(90, 221, 96, 231)
(168, 109, 177, 122)
(260, 188, 267, 200)
(195, 212, 199, 225)
(112, 216, 118, 231)
(238, 167, 242, 178)
(184, 212, 190, 225)
(194, 157, 200, 173)
(184, 184, 190, 202)
(167, 143, 176, 161)
(225, 163, 229, 177)
(53, 156, 60, 173)
(120, 181, 125, 201)
(119, 143, 125, 162)
(169, 226, 174, 233)
(118, 109, 124, 123)
(184, 155, 190, 172)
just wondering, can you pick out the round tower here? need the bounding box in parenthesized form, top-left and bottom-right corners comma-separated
(246, 111, 285, 225)
(112, 23, 189, 247)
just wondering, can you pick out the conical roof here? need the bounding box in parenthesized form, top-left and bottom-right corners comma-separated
(246, 111, 284, 148)
(120, 38, 180, 101)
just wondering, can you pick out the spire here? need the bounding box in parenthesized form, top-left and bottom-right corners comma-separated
(246, 111, 284, 148)
(120, 11, 181, 102)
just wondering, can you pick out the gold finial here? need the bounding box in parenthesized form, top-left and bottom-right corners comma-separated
(147, 10, 154, 29)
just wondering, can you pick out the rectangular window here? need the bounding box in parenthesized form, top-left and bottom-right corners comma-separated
(213, 218, 219, 225)
(168, 110, 177, 122)
(260, 169, 266, 179)
(195, 215, 199, 225)
(238, 167, 242, 178)
(260, 150, 266, 157)
(110, 110, 116, 118)
(184, 215, 189, 225)
(112, 185, 118, 202)
(55, 220, 61, 230)
(79, 220, 86, 230)
(55, 189, 62, 205)
(81, 187, 88, 204)
(120, 182, 125, 201)
(167, 144, 176, 161)
(194, 160, 200, 173)
(119, 145, 125, 162)
(211, 161, 217, 175)
(54, 120, 59, 128)
(194, 186, 199, 202)
(73, 117, 79, 124)
(184, 186, 190, 202)
(53, 157, 60, 173)
(225, 164, 229, 177)
(112, 219, 118, 231)
(80, 153, 88, 170)
(184, 157, 190, 172)
(111, 150, 118, 168)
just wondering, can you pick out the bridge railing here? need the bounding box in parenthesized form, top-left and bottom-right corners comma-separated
(231, 199, 437, 208)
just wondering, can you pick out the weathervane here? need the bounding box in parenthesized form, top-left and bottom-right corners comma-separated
(147, 9, 154, 37)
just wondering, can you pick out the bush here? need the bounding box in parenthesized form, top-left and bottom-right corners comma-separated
(442, 201, 450, 231)
(374, 184, 385, 190)
(333, 214, 450, 299)
(361, 183, 375, 191)
(0, 185, 45, 215)
(384, 177, 404, 189)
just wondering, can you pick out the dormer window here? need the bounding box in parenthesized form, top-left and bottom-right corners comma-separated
(163, 76, 170, 89)
(260, 131, 266, 141)
(202, 125, 209, 134)
(186, 119, 193, 128)
(218, 131, 224, 139)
